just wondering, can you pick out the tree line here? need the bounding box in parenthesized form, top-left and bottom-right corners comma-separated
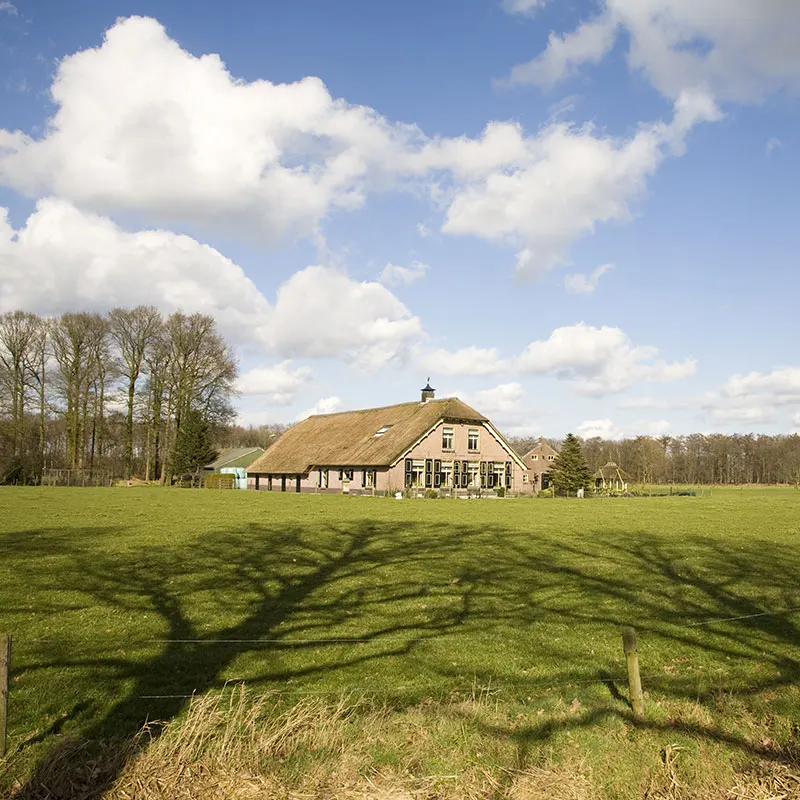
(509, 432, 800, 485)
(4, 307, 798, 488)
(0, 308, 237, 485)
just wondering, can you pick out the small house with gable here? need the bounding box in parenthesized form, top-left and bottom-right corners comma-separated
(246, 383, 530, 495)
(521, 437, 559, 491)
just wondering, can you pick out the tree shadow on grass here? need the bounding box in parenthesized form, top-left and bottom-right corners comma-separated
(4, 517, 800, 797)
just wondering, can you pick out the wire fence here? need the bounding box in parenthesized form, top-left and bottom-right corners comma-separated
(3, 604, 800, 757)
(23, 603, 800, 646)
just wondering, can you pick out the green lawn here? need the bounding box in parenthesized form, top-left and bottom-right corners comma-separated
(1, 486, 799, 797)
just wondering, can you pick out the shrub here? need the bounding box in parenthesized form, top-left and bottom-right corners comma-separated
(424, 489, 439, 499)
(495, 487, 505, 498)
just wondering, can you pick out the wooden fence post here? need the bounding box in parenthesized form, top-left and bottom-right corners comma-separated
(0, 633, 11, 758)
(622, 627, 644, 717)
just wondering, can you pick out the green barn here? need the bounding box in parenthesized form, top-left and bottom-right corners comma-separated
(203, 447, 265, 475)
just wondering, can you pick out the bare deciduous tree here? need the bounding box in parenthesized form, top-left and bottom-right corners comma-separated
(109, 306, 163, 479)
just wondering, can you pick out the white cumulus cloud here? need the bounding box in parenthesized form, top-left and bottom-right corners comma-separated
(0, 16, 721, 283)
(0, 200, 424, 369)
(505, 15, 618, 88)
(0, 198, 271, 333)
(436, 93, 719, 278)
(0, 16, 418, 243)
(502, 0, 547, 14)
(576, 419, 623, 439)
(565, 263, 614, 294)
(262, 266, 424, 370)
(423, 346, 509, 376)
(420, 323, 694, 395)
(577, 418, 670, 438)
(462, 382, 540, 437)
(698, 366, 800, 428)
(379, 261, 428, 286)
(518, 323, 697, 394)
(504, 0, 800, 104)
(723, 367, 800, 400)
(236, 362, 311, 404)
(297, 396, 343, 420)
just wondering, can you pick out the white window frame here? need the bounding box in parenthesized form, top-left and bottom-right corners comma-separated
(468, 429, 480, 451)
(411, 459, 425, 488)
(365, 469, 377, 488)
(319, 469, 328, 489)
(442, 426, 454, 450)
(441, 461, 454, 487)
(467, 462, 480, 487)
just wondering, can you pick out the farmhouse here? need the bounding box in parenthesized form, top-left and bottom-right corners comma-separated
(247, 383, 530, 494)
(521, 437, 559, 491)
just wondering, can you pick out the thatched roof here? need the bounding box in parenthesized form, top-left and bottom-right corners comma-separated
(248, 398, 488, 475)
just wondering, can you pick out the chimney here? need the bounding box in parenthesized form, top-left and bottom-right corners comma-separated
(421, 378, 435, 403)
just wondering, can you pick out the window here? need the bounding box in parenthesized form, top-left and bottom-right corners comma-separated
(548, 455, 555, 461)
(409, 459, 425, 488)
(467, 462, 480, 487)
(319, 469, 328, 489)
(364, 470, 376, 488)
(468, 429, 480, 451)
(442, 426, 454, 450)
(339, 469, 353, 482)
(523, 473, 529, 483)
(531, 454, 538, 460)
(493, 462, 505, 487)
(441, 461, 453, 487)
(373, 425, 393, 438)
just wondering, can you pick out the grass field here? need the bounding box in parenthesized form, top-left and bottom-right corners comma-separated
(1, 486, 800, 798)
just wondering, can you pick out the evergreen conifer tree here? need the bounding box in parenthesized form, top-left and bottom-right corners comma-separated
(550, 433, 592, 496)
(171, 408, 218, 487)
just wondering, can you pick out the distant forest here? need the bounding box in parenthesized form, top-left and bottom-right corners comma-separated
(2, 308, 799, 485)
(508, 434, 800, 486)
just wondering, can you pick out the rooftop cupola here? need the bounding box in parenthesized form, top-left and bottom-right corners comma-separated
(421, 378, 435, 403)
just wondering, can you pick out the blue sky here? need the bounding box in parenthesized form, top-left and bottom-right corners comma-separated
(1, 0, 799, 438)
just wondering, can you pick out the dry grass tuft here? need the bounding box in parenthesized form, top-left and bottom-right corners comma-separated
(506, 764, 598, 800)
(720, 761, 800, 800)
(9, 686, 800, 799)
(108, 687, 800, 800)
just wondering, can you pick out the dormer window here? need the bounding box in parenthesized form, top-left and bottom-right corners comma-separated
(374, 425, 393, 438)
